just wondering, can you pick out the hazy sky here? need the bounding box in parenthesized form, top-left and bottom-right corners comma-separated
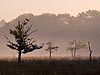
(0, 0, 100, 21)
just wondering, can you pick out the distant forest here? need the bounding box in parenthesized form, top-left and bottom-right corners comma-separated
(0, 10, 100, 57)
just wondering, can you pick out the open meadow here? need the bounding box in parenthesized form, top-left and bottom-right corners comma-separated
(0, 57, 100, 75)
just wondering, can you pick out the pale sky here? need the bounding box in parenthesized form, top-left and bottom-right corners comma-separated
(0, 0, 100, 21)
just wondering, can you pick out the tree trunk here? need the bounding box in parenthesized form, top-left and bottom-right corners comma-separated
(18, 50, 21, 62)
(50, 49, 51, 59)
(73, 50, 76, 58)
(88, 41, 92, 62)
(71, 51, 74, 58)
(90, 51, 92, 61)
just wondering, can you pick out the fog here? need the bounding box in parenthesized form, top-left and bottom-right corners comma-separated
(0, 10, 100, 57)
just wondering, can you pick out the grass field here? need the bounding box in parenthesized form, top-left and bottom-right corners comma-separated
(0, 58, 100, 75)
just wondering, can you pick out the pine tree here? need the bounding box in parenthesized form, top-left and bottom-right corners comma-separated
(45, 42, 58, 59)
(5, 18, 43, 62)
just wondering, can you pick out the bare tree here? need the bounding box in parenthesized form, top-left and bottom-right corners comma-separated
(5, 18, 43, 62)
(66, 40, 87, 58)
(45, 42, 58, 59)
(88, 41, 92, 61)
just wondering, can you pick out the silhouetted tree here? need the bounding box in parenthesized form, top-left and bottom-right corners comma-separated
(66, 40, 87, 58)
(88, 41, 92, 61)
(5, 18, 43, 62)
(45, 42, 58, 59)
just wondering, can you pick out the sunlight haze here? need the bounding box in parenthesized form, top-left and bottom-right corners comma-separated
(0, 0, 100, 21)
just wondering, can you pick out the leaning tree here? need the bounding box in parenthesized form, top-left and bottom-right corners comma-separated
(5, 18, 43, 62)
(45, 42, 58, 59)
(66, 40, 87, 58)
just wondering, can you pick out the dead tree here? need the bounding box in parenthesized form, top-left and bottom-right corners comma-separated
(45, 42, 58, 59)
(5, 18, 43, 62)
(88, 41, 92, 61)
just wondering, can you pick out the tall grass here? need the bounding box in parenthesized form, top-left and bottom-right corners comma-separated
(0, 58, 100, 75)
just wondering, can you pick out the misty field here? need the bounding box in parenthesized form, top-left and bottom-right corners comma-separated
(0, 58, 100, 75)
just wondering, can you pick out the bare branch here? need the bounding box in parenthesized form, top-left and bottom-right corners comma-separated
(4, 35, 10, 41)
(25, 25, 32, 34)
(22, 18, 31, 26)
(27, 29, 38, 37)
